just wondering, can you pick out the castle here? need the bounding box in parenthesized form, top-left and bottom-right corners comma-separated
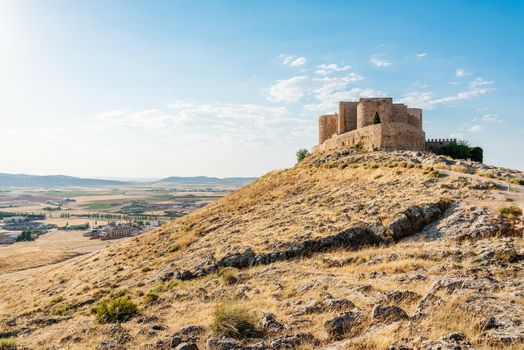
(312, 97, 427, 153)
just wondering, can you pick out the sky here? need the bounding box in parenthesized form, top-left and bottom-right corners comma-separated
(0, 0, 523, 178)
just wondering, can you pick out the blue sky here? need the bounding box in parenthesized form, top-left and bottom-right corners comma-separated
(0, 0, 523, 177)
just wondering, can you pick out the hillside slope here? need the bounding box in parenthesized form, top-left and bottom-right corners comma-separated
(0, 149, 523, 350)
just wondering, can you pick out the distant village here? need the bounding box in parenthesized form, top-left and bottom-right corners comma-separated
(82, 221, 160, 240)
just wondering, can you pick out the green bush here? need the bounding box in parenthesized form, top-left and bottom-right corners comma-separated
(211, 302, 259, 339)
(91, 295, 139, 323)
(0, 339, 16, 350)
(296, 148, 310, 163)
(144, 290, 160, 303)
(498, 205, 523, 219)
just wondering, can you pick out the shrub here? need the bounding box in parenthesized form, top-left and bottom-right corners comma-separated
(169, 243, 181, 253)
(211, 302, 259, 339)
(296, 149, 310, 163)
(508, 178, 524, 185)
(338, 163, 348, 170)
(498, 205, 523, 219)
(52, 301, 81, 316)
(91, 295, 139, 323)
(218, 267, 239, 285)
(369, 162, 379, 169)
(144, 290, 160, 303)
(428, 170, 444, 178)
(478, 172, 495, 179)
(0, 339, 16, 350)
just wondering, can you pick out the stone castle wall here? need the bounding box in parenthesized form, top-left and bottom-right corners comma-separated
(313, 123, 425, 153)
(313, 97, 426, 153)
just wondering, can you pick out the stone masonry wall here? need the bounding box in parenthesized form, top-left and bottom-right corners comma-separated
(313, 123, 425, 153)
(319, 114, 338, 145)
(338, 102, 358, 134)
(391, 103, 408, 123)
(407, 108, 423, 128)
(357, 98, 393, 128)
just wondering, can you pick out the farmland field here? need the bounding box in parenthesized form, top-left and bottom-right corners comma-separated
(0, 180, 243, 274)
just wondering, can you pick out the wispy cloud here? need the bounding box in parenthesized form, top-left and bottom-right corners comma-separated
(482, 114, 503, 123)
(281, 54, 307, 67)
(96, 102, 312, 146)
(456, 68, 466, 77)
(399, 77, 495, 109)
(469, 124, 482, 132)
(315, 63, 351, 75)
(370, 54, 391, 67)
(416, 53, 427, 58)
(267, 73, 365, 111)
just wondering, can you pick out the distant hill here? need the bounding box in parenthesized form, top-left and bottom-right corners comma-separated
(155, 176, 256, 186)
(0, 173, 127, 188)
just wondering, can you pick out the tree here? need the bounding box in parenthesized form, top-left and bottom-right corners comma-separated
(469, 147, 483, 163)
(443, 140, 471, 160)
(373, 112, 381, 124)
(296, 148, 310, 163)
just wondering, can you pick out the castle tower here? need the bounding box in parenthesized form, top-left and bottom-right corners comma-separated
(318, 114, 338, 144)
(338, 102, 358, 134)
(356, 98, 393, 128)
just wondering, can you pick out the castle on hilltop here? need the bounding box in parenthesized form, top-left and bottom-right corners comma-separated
(312, 98, 427, 153)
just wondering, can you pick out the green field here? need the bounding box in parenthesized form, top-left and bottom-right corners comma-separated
(81, 203, 113, 210)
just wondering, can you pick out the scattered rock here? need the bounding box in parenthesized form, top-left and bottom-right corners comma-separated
(371, 304, 409, 323)
(206, 338, 238, 350)
(260, 313, 285, 331)
(175, 343, 199, 350)
(271, 333, 319, 349)
(324, 311, 362, 339)
(421, 332, 472, 349)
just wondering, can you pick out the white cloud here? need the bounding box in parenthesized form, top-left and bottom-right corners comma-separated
(267, 73, 365, 111)
(469, 124, 482, 132)
(416, 53, 427, 58)
(399, 77, 495, 109)
(449, 132, 464, 139)
(315, 63, 351, 75)
(370, 55, 391, 67)
(267, 76, 314, 102)
(482, 114, 503, 123)
(96, 102, 312, 146)
(281, 55, 307, 67)
(456, 68, 466, 77)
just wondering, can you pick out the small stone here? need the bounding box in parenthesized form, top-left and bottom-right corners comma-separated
(206, 338, 238, 350)
(175, 343, 199, 350)
(260, 313, 285, 331)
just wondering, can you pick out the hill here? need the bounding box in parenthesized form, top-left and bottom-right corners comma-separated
(0, 173, 127, 188)
(0, 148, 522, 350)
(155, 176, 256, 186)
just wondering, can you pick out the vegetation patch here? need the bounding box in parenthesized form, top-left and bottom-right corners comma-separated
(91, 294, 139, 323)
(0, 339, 16, 350)
(211, 301, 260, 339)
(498, 205, 523, 219)
(218, 267, 239, 285)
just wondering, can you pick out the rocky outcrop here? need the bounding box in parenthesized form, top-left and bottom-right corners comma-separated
(160, 200, 451, 282)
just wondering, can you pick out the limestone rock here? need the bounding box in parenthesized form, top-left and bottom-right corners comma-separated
(371, 304, 409, 323)
(324, 311, 362, 338)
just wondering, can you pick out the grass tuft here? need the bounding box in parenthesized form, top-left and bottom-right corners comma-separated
(211, 301, 260, 339)
(0, 339, 16, 350)
(91, 294, 139, 323)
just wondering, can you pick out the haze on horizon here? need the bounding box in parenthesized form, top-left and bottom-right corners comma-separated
(1, 0, 523, 178)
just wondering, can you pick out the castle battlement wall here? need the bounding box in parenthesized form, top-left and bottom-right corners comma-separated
(313, 97, 426, 153)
